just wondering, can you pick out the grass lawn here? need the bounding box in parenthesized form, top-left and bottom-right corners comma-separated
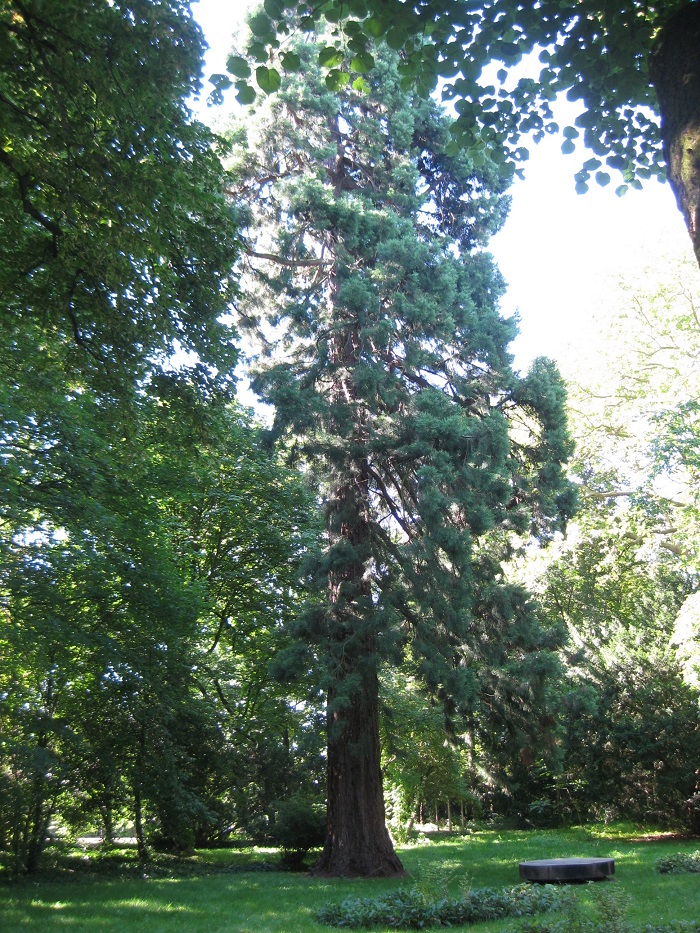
(1, 825, 699, 931)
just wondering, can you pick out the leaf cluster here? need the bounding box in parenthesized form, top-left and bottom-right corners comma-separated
(230, 1, 684, 188)
(317, 882, 565, 929)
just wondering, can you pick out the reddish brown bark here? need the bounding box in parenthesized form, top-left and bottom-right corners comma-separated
(312, 655, 405, 877)
(310, 325, 404, 878)
(650, 3, 700, 267)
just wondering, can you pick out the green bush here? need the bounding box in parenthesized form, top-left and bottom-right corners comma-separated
(268, 797, 325, 869)
(317, 883, 565, 929)
(513, 887, 630, 933)
(654, 851, 700, 874)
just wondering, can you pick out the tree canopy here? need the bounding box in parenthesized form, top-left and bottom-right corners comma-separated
(1, 0, 239, 396)
(229, 1, 700, 265)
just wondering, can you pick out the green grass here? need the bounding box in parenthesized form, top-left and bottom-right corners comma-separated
(1, 825, 699, 931)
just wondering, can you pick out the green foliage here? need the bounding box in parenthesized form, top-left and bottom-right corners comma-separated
(268, 797, 326, 868)
(0, 345, 322, 869)
(232, 1, 684, 189)
(317, 882, 565, 929)
(512, 887, 631, 933)
(655, 852, 700, 874)
(230, 27, 574, 742)
(0, 0, 239, 397)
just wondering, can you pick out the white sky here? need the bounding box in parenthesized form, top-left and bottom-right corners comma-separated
(191, 0, 697, 377)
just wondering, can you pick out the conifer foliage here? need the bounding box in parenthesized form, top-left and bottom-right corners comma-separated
(229, 33, 576, 877)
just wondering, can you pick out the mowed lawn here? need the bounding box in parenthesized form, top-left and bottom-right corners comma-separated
(1, 825, 699, 931)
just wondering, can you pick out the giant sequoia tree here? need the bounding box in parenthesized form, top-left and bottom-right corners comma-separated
(230, 1, 700, 269)
(229, 35, 575, 877)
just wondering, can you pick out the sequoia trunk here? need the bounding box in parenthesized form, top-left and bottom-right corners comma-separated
(312, 651, 405, 877)
(650, 2, 700, 267)
(312, 329, 404, 877)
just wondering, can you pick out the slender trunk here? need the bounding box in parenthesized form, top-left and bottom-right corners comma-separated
(133, 783, 147, 861)
(650, 2, 700, 267)
(24, 783, 52, 874)
(447, 799, 452, 833)
(101, 804, 115, 846)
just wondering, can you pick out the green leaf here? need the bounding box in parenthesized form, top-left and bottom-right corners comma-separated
(351, 76, 370, 93)
(351, 51, 375, 74)
(386, 26, 407, 50)
(281, 52, 301, 72)
(615, 184, 629, 197)
(235, 81, 257, 106)
(209, 73, 232, 90)
(256, 66, 281, 95)
(263, 0, 285, 18)
(437, 59, 459, 78)
(248, 41, 270, 63)
(364, 17, 385, 38)
(595, 171, 611, 186)
(583, 158, 602, 171)
(319, 46, 345, 68)
(561, 140, 575, 155)
(226, 55, 252, 80)
(326, 69, 350, 91)
(248, 12, 273, 38)
(575, 180, 589, 194)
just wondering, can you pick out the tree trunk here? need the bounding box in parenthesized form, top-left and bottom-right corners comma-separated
(133, 784, 147, 861)
(650, 2, 700, 267)
(312, 656, 404, 877)
(308, 262, 404, 877)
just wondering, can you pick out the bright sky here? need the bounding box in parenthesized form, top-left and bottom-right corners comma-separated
(191, 0, 697, 377)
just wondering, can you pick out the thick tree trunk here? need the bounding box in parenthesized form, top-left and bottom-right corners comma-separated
(311, 324, 404, 878)
(312, 655, 404, 877)
(650, 2, 700, 267)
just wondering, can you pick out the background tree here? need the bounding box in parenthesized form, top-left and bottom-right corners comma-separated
(230, 1, 700, 268)
(0, 359, 321, 869)
(519, 257, 700, 828)
(1, 0, 239, 396)
(228, 29, 575, 876)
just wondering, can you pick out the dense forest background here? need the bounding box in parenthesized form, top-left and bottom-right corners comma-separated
(2, 0, 700, 878)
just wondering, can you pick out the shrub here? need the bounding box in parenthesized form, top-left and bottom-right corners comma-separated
(268, 797, 325, 869)
(654, 851, 700, 874)
(510, 887, 630, 933)
(317, 882, 565, 929)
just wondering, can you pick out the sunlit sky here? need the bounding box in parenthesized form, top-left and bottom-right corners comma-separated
(190, 0, 697, 377)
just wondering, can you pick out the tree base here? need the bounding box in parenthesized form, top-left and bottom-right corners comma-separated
(310, 844, 406, 878)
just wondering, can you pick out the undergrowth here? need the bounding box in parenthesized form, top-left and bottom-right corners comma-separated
(654, 851, 700, 874)
(317, 882, 564, 929)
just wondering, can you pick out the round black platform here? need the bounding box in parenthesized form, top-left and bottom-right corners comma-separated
(519, 857, 615, 883)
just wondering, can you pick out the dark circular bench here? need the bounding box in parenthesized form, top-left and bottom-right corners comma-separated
(519, 857, 615, 883)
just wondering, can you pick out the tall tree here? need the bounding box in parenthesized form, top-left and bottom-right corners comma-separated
(1, 0, 239, 395)
(228, 33, 575, 876)
(229, 1, 700, 268)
